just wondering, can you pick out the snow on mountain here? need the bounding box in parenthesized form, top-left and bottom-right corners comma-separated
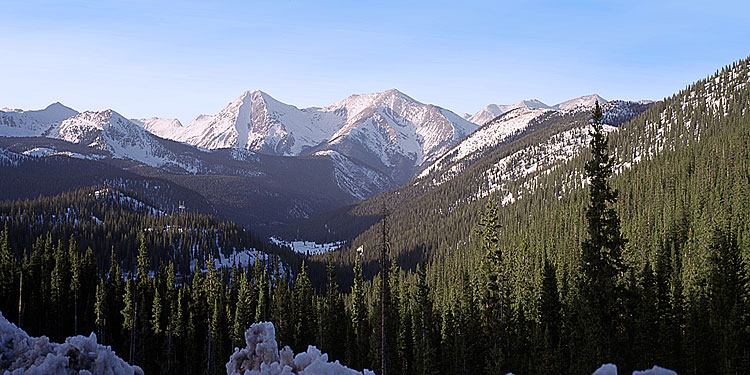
(314, 149, 393, 200)
(421, 107, 553, 178)
(45, 109, 200, 171)
(467, 99, 552, 125)
(554, 94, 608, 111)
(172, 90, 342, 155)
(317, 89, 478, 183)
(164, 89, 477, 184)
(131, 117, 184, 139)
(0, 102, 78, 136)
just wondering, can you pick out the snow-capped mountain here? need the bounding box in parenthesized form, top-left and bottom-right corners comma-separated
(157, 89, 478, 184)
(171, 90, 342, 155)
(131, 117, 184, 139)
(420, 99, 652, 184)
(0, 102, 78, 136)
(467, 99, 552, 125)
(45, 110, 200, 172)
(421, 107, 555, 178)
(553, 94, 607, 111)
(313, 89, 478, 183)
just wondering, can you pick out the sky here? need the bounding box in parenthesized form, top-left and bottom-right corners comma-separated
(1, 0, 749, 124)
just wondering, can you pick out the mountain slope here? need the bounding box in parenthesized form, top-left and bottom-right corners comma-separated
(0, 102, 78, 136)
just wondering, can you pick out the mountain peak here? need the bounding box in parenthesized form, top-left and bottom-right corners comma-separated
(554, 94, 607, 111)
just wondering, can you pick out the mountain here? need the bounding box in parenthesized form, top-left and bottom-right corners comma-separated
(0, 102, 78, 136)
(131, 117, 184, 139)
(312, 89, 478, 183)
(46, 109, 202, 172)
(467, 99, 552, 125)
(553, 93, 608, 111)
(158, 89, 478, 184)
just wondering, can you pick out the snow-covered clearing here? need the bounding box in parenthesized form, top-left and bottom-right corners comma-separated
(270, 237, 344, 256)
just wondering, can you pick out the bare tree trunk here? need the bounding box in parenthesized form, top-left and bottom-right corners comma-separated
(18, 270, 23, 328)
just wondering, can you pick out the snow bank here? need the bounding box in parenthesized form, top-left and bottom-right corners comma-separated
(0, 312, 142, 375)
(593, 363, 678, 375)
(632, 366, 678, 375)
(226, 322, 374, 375)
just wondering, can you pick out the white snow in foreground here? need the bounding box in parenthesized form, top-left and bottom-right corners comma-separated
(270, 237, 344, 256)
(593, 363, 678, 375)
(0, 312, 143, 375)
(227, 322, 374, 375)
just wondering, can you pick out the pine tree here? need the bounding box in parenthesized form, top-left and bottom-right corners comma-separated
(95, 277, 107, 343)
(233, 270, 251, 347)
(50, 239, 70, 340)
(294, 261, 316, 353)
(706, 223, 749, 374)
(476, 197, 507, 373)
(68, 236, 80, 335)
(412, 262, 437, 375)
(0, 224, 19, 323)
(350, 248, 370, 370)
(578, 100, 628, 367)
(538, 257, 561, 374)
(255, 268, 269, 323)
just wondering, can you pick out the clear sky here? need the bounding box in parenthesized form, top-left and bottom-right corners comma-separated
(1, 0, 748, 123)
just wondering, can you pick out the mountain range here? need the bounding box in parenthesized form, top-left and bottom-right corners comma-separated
(0, 89, 642, 233)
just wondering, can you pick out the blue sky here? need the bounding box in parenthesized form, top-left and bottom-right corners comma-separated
(1, 0, 748, 123)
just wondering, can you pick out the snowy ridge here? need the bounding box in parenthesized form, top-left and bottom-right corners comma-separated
(467, 99, 552, 125)
(0, 102, 78, 137)
(46, 109, 201, 172)
(131, 117, 184, 139)
(153, 89, 477, 183)
(172, 90, 343, 155)
(554, 94, 608, 111)
(420, 107, 553, 179)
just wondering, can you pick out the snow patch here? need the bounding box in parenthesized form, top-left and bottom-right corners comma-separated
(270, 237, 344, 256)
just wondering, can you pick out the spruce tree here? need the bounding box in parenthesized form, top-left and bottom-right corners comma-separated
(476, 197, 507, 373)
(578, 100, 628, 367)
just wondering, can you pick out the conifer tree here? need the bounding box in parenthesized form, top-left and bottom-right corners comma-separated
(95, 277, 107, 343)
(0, 224, 19, 323)
(476, 197, 507, 373)
(294, 261, 316, 352)
(412, 262, 437, 375)
(350, 247, 370, 370)
(578, 100, 628, 367)
(538, 257, 561, 374)
(706, 223, 749, 374)
(233, 270, 251, 347)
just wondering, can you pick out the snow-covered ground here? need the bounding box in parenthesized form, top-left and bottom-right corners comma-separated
(227, 321, 375, 375)
(189, 248, 263, 272)
(0, 312, 143, 374)
(270, 237, 344, 256)
(593, 363, 677, 375)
